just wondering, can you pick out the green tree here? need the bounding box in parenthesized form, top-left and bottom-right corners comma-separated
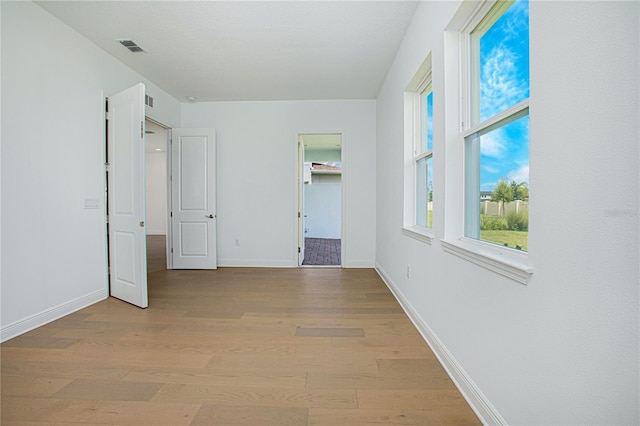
(491, 180, 514, 216)
(510, 181, 529, 201)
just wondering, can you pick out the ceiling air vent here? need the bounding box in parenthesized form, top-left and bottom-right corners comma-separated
(145, 94, 154, 108)
(118, 39, 145, 53)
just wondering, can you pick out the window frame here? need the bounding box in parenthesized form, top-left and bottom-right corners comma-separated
(403, 53, 434, 244)
(442, 0, 533, 284)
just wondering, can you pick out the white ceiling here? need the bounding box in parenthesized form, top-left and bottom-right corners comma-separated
(36, 1, 419, 102)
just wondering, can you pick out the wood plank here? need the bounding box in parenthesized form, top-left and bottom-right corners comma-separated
(192, 404, 308, 425)
(0, 376, 74, 397)
(122, 366, 307, 388)
(357, 389, 478, 411)
(306, 371, 455, 390)
(1, 346, 215, 369)
(1, 361, 131, 380)
(1, 335, 79, 349)
(308, 408, 482, 425)
(295, 327, 365, 337)
(152, 384, 358, 409)
(1, 396, 200, 425)
(52, 379, 163, 401)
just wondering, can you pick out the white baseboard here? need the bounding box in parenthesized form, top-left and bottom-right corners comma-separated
(217, 259, 297, 268)
(215, 259, 375, 269)
(375, 263, 506, 426)
(0, 289, 107, 343)
(341, 260, 375, 268)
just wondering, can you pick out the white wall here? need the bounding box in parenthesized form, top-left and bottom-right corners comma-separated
(0, 1, 181, 340)
(145, 152, 167, 235)
(376, 1, 639, 425)
(181, 100, 375, 267)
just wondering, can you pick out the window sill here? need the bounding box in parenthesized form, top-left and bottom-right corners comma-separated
(441, 238, 533, 285)
(402, 226, 433, 245)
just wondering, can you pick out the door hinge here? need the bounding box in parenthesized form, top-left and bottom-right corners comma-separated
(298, 212, 301, 218)
(298, 247, 301, 253)
(139, 221, 145, 227)
(141, 121, 144, 139)
(105, 111, 111, 120)
(170, 211, 173, 217)
(105, 162, 111, 171)
(171, 248, 173, 253)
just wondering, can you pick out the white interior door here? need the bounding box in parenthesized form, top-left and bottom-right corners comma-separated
(171, 128, 217, 269)
(107, 83, 148, 308)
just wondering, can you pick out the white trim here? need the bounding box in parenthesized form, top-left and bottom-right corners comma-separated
(401, 226, 433, 245)
(217, 259, 297, 268)
(441, 238, 533, 284)
(375, 264, 507, 426)
(341, 260, 375, 268)
(462, 100, 529, 139)
(0, 289, 107, 343)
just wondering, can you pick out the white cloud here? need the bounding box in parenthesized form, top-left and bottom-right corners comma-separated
(480, 46, 526, 118)
(480, 132, 505, 158)
(507, 164, 529, 183)
(482, 165, 500, 174)
(502, 0, 529, 41)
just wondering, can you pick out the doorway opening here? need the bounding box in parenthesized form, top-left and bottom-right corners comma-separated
(144, 118, 170, 273)
(298, 133, 343, 266)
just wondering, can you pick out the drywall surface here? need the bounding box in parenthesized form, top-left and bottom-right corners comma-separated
(146, 152, 167, 235)
(1, 1, 180, 339)
(375, 0, 639, 424)
(181, 100, 375, 267)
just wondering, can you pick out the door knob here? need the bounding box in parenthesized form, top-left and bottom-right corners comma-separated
(206, 214, 216, 219)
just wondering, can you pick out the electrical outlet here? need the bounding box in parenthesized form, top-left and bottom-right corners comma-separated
(234, 239, 240, 246)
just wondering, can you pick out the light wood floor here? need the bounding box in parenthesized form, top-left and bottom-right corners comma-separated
(1, 238, 480, 425)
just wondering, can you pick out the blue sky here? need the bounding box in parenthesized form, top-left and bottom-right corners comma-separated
(478, 0, 529, 192)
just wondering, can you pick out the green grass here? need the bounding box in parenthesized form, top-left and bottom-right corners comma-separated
(480, 230, 528, 251)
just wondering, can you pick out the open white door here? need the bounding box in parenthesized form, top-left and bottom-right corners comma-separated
(107, 83, 148, 308)
(171, 128, 217, 269)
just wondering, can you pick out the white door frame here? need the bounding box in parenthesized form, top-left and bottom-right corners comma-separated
(295, 131, 345, 267)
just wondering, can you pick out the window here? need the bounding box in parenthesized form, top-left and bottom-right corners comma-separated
(463, 0, 530, 251)
(417, 83, 434, 228)
(441, 0, 532, 284)
(403, 54, 434, 243)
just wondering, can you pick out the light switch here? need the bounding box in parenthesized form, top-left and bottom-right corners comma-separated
(84, 198, 99, 209)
